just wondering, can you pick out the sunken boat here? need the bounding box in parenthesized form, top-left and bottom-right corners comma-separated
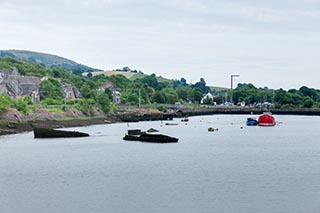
(123, 129, 178, 143)
(34, 127, 89, 138)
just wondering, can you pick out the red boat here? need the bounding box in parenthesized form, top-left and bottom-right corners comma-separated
(258, 113, 276, 126)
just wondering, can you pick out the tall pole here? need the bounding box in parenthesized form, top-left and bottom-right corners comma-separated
(230, 74, 240, 105)
(138, 89, 141, 108)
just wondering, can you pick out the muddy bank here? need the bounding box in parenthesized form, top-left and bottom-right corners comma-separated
(0, 108, 166, 136)
(0, 116, 119, 136)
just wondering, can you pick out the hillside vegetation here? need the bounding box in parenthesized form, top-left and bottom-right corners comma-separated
(89, 70, 172, 83)
(0, 50, 99, 73)
(1, 54, 320, 117)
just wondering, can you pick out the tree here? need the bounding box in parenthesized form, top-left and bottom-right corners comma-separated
(72, 69, 83, 76)
(120, 91, 139, 105)
(191, 88, 203, 103)
(80, 80, 98, 100)
(97, 93, 111, 112)
(87, 72, 93, 78)
(303, 97, 314, 108)
(141, 74, 158, 88)
(109, 74, 130, 89)
(0, 94, 13, 112)
(152, 91, 166, 103)
(22, 96, 33, 105)
(159, 88, 178, 104)
(40, 78, 64, 101)
(274, 89, 295, 107)
(299, 86, 318, 101)
(193, 78, 210, 93)
(202, 97, 213, 105)
(104, 88, 113, 101)
(14, 97, 29, 114)
(176, 86, 189, 101)
(122, 66, 130, 72)
(180, 77, 187, 86)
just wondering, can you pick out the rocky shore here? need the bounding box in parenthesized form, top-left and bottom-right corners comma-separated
(0, 108, 164, 136)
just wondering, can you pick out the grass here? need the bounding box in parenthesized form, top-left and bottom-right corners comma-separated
(53, 114, 107, 121)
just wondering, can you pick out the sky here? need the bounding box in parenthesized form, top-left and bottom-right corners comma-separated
(0, 0, 320, 89)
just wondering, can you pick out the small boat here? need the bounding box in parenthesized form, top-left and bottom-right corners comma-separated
(208, 127, 218, 132)
(258, 112, 276, 126)
(34, 127, 89, 138)
(123, 129, 178, 143)
(165, 122, 178, 126)
(181, 117, 189, 122)
(246, 117, 258, 126)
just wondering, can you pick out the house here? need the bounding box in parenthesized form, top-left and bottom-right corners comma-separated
(201, 92, 215, 105)
(62, 83, 81, 100)
(238, 101, 246, 107)
(0, 69, 41, 103)
(98, 82, 114, 92)
(99, 82, 121, 104)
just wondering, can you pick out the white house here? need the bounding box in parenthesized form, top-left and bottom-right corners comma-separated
(201, 92, 215, 104)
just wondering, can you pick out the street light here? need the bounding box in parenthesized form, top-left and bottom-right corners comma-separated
(230, 74, 240, 105)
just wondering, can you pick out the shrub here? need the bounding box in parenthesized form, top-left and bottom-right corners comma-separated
(0, 94, 13, 112)
(14, 97, 29, 115)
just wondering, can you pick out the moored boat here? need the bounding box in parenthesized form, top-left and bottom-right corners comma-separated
(123, 129, 178, 143)
(208, 127, 218, 132)
(246, 117, 258, 126)
(34, 127, 89, 138)
(258, 113, 276, 126)
(165, 122, 178, 126)
(181, 117, 189, 122)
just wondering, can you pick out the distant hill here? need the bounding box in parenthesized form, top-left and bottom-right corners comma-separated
(0, 50, 100, 73)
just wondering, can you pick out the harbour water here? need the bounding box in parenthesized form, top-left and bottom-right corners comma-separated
(1, 115, 320, 213)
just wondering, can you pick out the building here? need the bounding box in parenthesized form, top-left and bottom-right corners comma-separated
(0, 69, 41, 103)
(62, 83, 81, 100)
(201, 92, 215, 105)
(99, 82, 121, 104)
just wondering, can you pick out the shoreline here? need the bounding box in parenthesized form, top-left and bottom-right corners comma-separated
(1, 107, 320, 136)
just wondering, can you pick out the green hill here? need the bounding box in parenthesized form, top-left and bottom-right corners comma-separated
(0, 50, 100, 73)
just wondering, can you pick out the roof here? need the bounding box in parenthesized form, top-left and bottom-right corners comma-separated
(0, 75, 40, 97)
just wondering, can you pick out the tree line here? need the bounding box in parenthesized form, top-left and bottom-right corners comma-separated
(1, 57, 320, 116)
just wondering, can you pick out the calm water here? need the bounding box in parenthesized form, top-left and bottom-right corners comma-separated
(1, 115, 320, 213)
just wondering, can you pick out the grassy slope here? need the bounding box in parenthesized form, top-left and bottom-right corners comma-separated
(91, 70, 172, 83)
(0, 49, 97, 72)
(87, 70, 227, 89)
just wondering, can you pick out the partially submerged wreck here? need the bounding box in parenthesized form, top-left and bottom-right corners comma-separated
(123, 129, 178, 143)
(34, 127, 89, 138)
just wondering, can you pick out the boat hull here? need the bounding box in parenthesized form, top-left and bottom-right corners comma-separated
(246, 118, 258, 126)
(258, 113, 276, 126)
(34, 127, 89, 138)
(123, 133, 178, 143)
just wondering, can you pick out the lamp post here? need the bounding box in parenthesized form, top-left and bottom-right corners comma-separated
(230, 74, 240, 105)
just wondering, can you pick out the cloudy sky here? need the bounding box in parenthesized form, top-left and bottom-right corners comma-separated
(1, 0, 320, 89)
